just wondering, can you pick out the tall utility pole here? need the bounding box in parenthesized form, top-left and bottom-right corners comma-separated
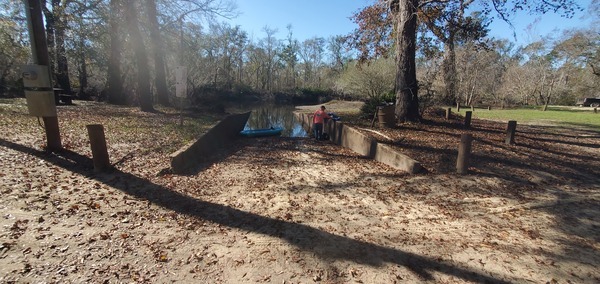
(23, 0, 62, 151)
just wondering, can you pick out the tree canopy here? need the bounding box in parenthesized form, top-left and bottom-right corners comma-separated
(350, 0, 584, 121)
(0, 0, 596, 115)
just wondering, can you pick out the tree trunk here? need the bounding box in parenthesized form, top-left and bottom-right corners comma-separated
(107, 0, 125, 105)
(591, 63, 599, 77)
(77, 36, 89, 100)
(542, 76, 556, 112)
(442, 32, 457, 105)
(125, 1, 153, 112)
(442, 19, 463, 104)
(52, 0, 72, 96)
(146, 0, 170, 106)
(392, 0, 420, 122)
(41, 0, 55, 80)
(467, 84, 476, 106)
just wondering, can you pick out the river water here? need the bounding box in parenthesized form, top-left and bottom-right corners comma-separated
(242, 105, 309, 137)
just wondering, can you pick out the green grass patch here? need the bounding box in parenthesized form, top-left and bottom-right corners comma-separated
(451, 106, 600, 131)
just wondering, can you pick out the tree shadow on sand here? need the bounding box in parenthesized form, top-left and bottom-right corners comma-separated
(0, 138, 513, 283)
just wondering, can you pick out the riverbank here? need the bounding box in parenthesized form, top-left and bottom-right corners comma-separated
(1, 99, 599, 283)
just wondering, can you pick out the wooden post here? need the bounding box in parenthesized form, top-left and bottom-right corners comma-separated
(456, 134, 473, 174)
(86, 124, 111, 172)
(464, 111, 472, 128)
(594, 108, 598, 114)
(24, 0, 62, 152)
(179, 98, 184, 126)
(445, 108, 451, 120)
(43, 117, 61, 150)
(487, 106, 491, 111)
(456, 103, 461, 112)
(370, 108, 378, 127)
(505, 120, 517, 145)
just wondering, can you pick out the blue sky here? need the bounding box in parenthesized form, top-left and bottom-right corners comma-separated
(227, 0, 371, 41)
(226, 0, 593, 44)
(485, 0, 594, 43)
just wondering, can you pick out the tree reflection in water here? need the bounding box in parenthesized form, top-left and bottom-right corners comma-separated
(244, 105, 308, 137)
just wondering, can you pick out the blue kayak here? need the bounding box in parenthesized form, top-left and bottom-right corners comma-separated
(240, 127, 283, 137)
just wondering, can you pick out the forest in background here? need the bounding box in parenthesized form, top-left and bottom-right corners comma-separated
(0, 0, 598, 112)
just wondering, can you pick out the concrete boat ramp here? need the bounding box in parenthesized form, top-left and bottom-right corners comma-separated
(170, 111, 422, 174)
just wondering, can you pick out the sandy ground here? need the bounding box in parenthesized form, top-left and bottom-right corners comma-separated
(1, 100, 599, 283)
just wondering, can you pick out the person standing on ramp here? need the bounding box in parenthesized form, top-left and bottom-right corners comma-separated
(312, 105, 331, 141)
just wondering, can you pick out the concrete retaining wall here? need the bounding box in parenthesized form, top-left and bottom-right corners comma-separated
(295, 112, 422, 173)
(170, 112, 251, 173)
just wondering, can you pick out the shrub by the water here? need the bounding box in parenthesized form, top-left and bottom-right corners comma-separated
(360, 92, 396, 119)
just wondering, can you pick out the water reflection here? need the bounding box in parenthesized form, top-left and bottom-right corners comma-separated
(243, 105, 308, 137)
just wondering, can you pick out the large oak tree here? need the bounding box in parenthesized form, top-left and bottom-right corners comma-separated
(390, 0, 420, 122)
(353, 0, 581, 123)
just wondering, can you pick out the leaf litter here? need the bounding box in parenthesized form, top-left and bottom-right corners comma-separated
(0, 100, 598, 283)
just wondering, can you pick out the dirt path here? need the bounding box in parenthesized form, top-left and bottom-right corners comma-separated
(1, 100, 599, 283)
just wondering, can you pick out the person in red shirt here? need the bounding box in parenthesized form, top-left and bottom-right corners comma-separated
(312, 105, 331, 140)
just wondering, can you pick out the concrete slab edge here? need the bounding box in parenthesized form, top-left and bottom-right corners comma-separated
(294, 112, 422, 174)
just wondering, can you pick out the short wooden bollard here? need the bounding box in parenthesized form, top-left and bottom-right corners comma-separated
(595, 108, 598, 114)
(445, 108, 451, 120)
(487, 106, 491, 111)
(456, 134, 473, 174)
(456, 103, 461, 112)
(464, 111, 472, 128)
(505, 120, 517, 145)
(86, 124, 111, 172)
